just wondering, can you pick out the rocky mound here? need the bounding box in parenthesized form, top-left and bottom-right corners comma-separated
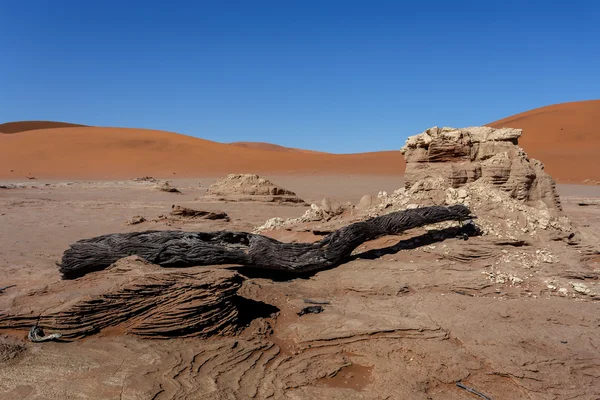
(257, 126, 576, 242)
(371, 126, 572, 240)
(154, 181, 181, 193)
(205, 174, 305, 204)
(0, 257, 245, 340)
(401, 126, 561, 210)
(371, 179, 572, 241)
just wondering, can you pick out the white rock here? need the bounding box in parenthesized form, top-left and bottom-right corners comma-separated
(572, 283, 590, 294)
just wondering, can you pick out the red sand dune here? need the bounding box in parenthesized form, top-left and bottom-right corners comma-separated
(0, 120, 87, 134)
(487, 100, 600, 183)
(229, 141, 327, 154)
(1, 100, 598, 182)
(0, 126, 402, 179)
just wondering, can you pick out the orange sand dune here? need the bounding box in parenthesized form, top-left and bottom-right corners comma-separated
(229, 141, 327, 154)
(488, 100, 600, 183)
(0, 126, 403, 179)
(1, 100, 598, 182)
(0, 120, 87, 134)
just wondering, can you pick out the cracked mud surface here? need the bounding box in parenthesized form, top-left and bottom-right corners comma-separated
(1, 176, 599, 399)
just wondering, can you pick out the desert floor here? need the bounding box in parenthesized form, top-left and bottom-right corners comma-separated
(1, 175, 599, 399)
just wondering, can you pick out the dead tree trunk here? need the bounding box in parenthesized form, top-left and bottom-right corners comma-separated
(59, 205, 472, 279)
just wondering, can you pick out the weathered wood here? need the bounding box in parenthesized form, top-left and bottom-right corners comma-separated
(58, 205, 472, 279)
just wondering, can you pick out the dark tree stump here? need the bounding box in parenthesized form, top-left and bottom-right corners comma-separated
(58, 205, 473, 279)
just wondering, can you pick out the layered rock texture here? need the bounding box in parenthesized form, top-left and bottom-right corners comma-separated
(400, 126, 562, 211)
(0, 257, 245, 340)
(256, 126, 575, 242)
(205, 174, 305, 204)
(169, 205, 230, 221)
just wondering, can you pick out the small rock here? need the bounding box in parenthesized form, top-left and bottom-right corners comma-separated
(320, 198, 345, 216)
(132, 176, 158, 183)
(510, 276, 523, 285)
(155, 181, 181, 193)
(297, 306, 324, 316)
(357, 194, 380, 210)
(126, 216, 146, 225)
(572, 282, 590, 294)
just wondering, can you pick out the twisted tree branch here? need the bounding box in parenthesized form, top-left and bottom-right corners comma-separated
(59, 205, 473, 279)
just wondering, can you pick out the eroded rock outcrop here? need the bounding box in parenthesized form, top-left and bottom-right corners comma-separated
(256, 126, 575, 241)
(401, 126, 562, 210)
(374, 126, 573, 239)
(205, 174, 305, 204)
(0, 257, 245, 340)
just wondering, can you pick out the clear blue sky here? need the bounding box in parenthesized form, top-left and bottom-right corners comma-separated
(1, 1, 598, 153)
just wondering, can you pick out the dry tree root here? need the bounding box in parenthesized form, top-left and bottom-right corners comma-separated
(58, 205, 473, 280)
(28, 326, 62, 342)
(456, 381, 492, 400)
(0, 285, 16, 294)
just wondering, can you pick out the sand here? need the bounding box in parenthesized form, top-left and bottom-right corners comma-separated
(229, 141, 327, 154)
(487, 100, 600, 183)
(0, 126, 403, 179)
(1, 176, 599, 399)
(1, 100, 599, 183)
(1, 103, 599, 398)
(0, 120, 87, 134)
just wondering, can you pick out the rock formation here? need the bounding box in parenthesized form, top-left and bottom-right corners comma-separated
(254, 197, 351, 233)
(0, 257, 245, 340)
(169, 205, 230, 221)
(204, 174, 305, 204)
(372, 126, 573, 240)
(255, 126, 575, 242)
(401, 126, 562, 210)
(155, 181, 181, 193)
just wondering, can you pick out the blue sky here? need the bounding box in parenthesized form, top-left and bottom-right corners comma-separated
(1, 1, 598, 153)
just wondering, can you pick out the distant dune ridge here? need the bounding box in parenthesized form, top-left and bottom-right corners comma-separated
(0, 125, 402, 179)
(229, 142, 327, 154)
(0, 120, 87, 134)
(486, 100, 600, 183)
(0, 100, 598, 182)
